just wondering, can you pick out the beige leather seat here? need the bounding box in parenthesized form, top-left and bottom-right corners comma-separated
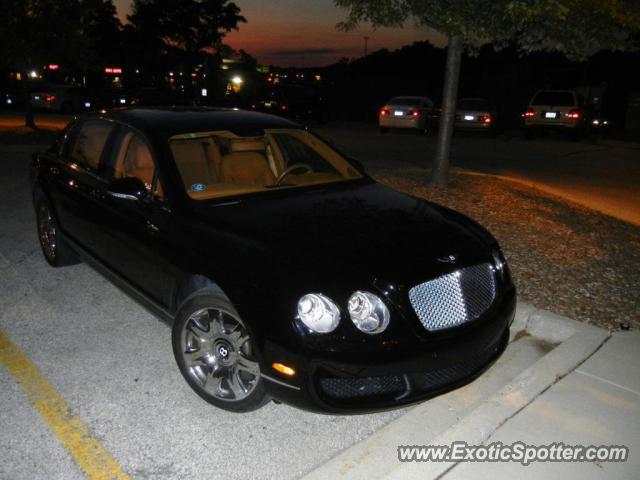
(220, 140, 275, 187)
(171, 139, 219, 187)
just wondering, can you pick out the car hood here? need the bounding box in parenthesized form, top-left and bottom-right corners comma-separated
(191, 181, 495, 290)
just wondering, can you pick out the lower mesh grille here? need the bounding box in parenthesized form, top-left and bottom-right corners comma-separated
(408, 263, 496, 331)
(317, 332, 505, 403)
(411, 341, 501, 390)
(319, 375, 405, 399)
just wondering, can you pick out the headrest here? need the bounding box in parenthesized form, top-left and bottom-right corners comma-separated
(229, 140, 265, 153)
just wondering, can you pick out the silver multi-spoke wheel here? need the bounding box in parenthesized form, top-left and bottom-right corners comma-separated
(37, 203, 57, 261)
(179, 307, 260, 402)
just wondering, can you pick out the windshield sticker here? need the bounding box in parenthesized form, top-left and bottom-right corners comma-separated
(191, 183, 207, 192)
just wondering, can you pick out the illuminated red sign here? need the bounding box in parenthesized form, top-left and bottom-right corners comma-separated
(48, 64, 59, 70)
(104, 67, 123, 74)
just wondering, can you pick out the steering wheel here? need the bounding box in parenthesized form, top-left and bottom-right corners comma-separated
(275, 163, 313, 186)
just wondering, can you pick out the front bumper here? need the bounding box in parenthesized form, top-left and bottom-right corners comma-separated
(261, 289, 515, 413)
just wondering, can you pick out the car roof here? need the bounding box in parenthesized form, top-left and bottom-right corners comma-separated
(90, 107, 301, 138)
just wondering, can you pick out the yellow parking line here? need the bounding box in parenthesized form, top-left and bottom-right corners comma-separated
(0, 329, 130, 480)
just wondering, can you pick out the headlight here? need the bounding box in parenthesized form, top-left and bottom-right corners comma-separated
(348, 291, 390, 334)
(297, 293, 340, 333)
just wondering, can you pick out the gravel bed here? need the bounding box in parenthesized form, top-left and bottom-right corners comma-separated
(373, 168, 640, 331)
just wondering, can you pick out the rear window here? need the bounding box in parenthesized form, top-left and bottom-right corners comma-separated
(457, 99, 491, 110)
(388, 97, 423, 106)
(531, 91, 575, 106)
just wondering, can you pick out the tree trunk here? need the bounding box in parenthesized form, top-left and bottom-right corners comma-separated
(21, 68, 37, 130)
(25, 101, 36, 130)
(429, 35, 463, 186)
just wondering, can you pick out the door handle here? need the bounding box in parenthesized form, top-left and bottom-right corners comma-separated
(146, 220, 160, 232)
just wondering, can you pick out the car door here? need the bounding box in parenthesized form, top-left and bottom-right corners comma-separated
(45, 119, 117, 253)
(96, 128, 177, 308)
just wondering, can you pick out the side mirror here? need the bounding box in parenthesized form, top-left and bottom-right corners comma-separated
(107, 177, 147, 201)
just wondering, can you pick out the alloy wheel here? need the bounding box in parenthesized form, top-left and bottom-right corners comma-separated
(37, 203, 57, 261)
(179, 308, 260, 402)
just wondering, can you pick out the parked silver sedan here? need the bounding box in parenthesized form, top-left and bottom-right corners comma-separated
(454, 98, 496, 135)
(379, 96, 435, 134)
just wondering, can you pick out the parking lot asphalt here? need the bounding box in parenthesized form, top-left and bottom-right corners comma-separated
(0, 146, 408, 479)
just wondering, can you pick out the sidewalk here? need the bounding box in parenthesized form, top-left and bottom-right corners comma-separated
(441, 331, 640, 480)
(304, 306, 639, 479)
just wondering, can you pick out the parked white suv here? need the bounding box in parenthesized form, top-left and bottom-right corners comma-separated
(523, 90, 587, 138)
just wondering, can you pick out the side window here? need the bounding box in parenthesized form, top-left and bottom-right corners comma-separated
(69, 121, 113, 171)
(114, 132, 164, 200)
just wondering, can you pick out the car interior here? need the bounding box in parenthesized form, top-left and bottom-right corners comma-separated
(114, 132, 163, 198)
(169, 129, 361, 200)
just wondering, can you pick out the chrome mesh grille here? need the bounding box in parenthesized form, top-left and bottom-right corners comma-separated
(408, 263, 496, 331)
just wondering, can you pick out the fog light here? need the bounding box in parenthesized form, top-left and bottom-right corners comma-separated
(272, 363, 296, 376)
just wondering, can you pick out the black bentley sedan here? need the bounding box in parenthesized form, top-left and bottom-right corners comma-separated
(30, 108, 516, 413)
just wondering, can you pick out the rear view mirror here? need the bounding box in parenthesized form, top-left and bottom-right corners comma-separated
(107, 177, 147, 201)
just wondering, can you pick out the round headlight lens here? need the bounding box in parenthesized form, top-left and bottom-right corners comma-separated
(297, 293, 340, 333)
(348, 291, 390, 334)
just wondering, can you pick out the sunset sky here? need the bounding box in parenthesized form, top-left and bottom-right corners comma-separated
(113, 0, 445, 67)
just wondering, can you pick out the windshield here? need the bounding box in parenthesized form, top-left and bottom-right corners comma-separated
(531, 91, 575, 106)
(169, 128, 362, 200)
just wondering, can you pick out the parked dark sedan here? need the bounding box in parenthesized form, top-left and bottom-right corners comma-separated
(30, 108, 516, 413)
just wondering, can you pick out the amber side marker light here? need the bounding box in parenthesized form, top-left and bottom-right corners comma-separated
(272, 363, 296, 376)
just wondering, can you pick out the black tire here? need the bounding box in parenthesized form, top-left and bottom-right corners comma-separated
(35, 199, 80, 267)
(524, 128, 535, 139)
(379, 127, 388, 134)
(172, 294, 270, 412)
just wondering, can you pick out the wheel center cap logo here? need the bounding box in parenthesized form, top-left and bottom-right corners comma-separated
(218, 346, 229, 358)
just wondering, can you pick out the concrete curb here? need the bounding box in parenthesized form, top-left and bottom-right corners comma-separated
(302, 303, 610, 480)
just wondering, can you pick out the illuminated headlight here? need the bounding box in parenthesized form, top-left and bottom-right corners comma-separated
(348, 291, 390, 334)
(297, 293, 340, 333)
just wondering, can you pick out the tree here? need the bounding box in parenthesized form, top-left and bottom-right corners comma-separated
(127, 0, 245, 56)
(335, 0, 640, 185)
(0, 0, 121, 128)
(126, 0, 246, 89)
